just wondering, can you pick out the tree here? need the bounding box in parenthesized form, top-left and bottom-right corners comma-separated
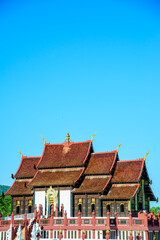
(150, 206, 160, 217)
(0, 194, 11, 217)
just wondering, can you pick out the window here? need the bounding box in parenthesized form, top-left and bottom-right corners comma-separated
(106, 204, 110, 212)
(16, 200, 20, 214)
(138, 202, 142, 211)
(91, 204, 95, 212)
(120, 204, 124, 212)
(78, 199, 82, 213)
(28, 200, 32, 213)
(78, 204, 82, 212)
(28, 205, 32, 213)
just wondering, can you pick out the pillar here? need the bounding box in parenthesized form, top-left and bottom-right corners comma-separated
(85, 195, 88, 217)
(11, 197, 13, 213)
(58, 187, 60, 213)
(33, 189, 35, 210)
(23, 198, 25, 214)
(98, 198, 102, 217)
(142, 179, 145, 210)
(135, 194, 138, 211)
(70, 190, 74, 217)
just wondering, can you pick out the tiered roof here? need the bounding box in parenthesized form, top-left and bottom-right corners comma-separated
(14, 156, 40, 179)
(85, 151, 117, 175)
(100, 184, 140, 200)
(6, 156, 40, 196)
(72, 175, 111, 193)
(6, 134, 156, 201)
(111, 159, 144, 183)
(5, 180, 33, 196)
(73, 150, 118, 194)
(37, 141, 91, 169)
(28, 168, 84, 187)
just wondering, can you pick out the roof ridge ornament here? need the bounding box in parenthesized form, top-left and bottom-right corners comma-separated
(42, 136, 46, 145)
(91, 133, 96, 142)
(117, 143, 122, 152)
(66, 131, 70, 142)
(144, 150, 150, 161)
(18, 151, 23, 159)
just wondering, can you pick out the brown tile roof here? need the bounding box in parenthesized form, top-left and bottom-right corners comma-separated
(85, 151, 117, 175)
(5, 180, 33, 196)
(72, 175, 111, 193)
(111, 159, 144, 183)
(28, 169, 84, 187)
(37, 141, 91, 169)
(101, 184, 140, 200)
(14, 157, 40, 179)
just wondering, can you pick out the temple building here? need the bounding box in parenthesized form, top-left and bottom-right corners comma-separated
(6, 133, 156, 218)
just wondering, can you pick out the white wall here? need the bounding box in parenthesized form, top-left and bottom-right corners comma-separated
(60, 190, 71, 217)
(35, 191, 46, 216)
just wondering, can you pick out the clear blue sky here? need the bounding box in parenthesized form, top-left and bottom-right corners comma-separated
(0, 0, 160, 207)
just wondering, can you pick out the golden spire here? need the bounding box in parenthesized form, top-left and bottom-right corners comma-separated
(117, 143, 122, 152)
(144, 150, 149, 161)
(42, 136, 46, 145)
(66, 132, 70, 142)
(18, 151, 23, 158)
(91, 133, 96, 142)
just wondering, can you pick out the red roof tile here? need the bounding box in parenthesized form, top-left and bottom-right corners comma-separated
(5, 180, 33, 196)
(85, 151, 117, 175)
(101, 184, 140, 200)
(28, 169, 84, 187)
(14, 157, 40, 179)
(72, 175, 111, 193)
(111, 159, 144, 183)
(37, 141, 91, 169)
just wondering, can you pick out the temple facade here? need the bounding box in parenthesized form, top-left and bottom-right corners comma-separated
(6, 133, 156, 218)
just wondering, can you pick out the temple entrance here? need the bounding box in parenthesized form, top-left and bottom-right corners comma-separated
(45, 186, 58, 217)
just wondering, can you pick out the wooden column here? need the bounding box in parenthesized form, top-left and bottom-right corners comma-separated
(70, 191, 73, 217)
(142, 180, 145, 210)
(85, 194, 88, 217)
(11, 197, 13, 213)
(23, 198, 25, 214)
(135, 193, 138, 211)
(98, 198, 102, 217)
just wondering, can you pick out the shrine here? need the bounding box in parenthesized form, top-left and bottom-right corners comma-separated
(5, 133, 156, 218)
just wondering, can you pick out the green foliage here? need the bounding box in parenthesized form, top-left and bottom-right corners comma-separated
(0, 194, 11, 217)
(0, 185, 10, 194)
(150, 206, 160, 217)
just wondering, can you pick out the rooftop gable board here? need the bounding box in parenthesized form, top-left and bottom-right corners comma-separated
(85, 151, 117, 175)
(37, 140, 92, 169)
(14, 157, 40, 179)
(111, 159, 144, 183)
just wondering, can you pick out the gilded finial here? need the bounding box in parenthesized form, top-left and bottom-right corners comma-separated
(117, 143, 122, 152)
(66, 132, 70, 142)
(18, 151, 23, 158)
(82, 227, 85, 233)
(144, 150, 149, 161)
(91, 133, 96, 142)
(59, 227, 62, 233)
(42, 136, 46, 145)
(106, 229, 110, 234)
